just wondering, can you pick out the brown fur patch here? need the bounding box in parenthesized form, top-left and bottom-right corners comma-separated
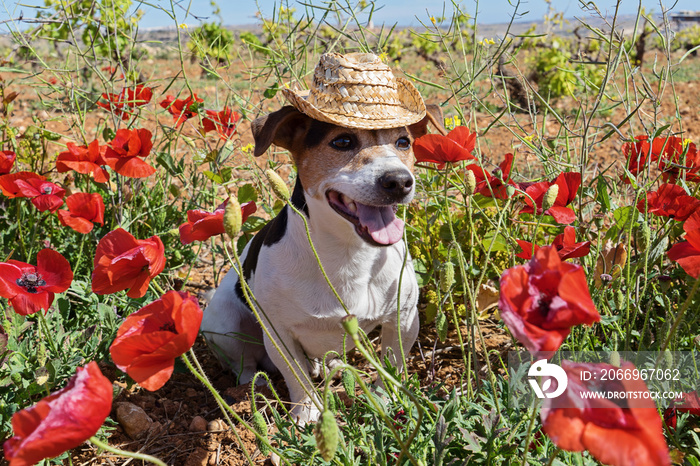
(293, 126, 414, 195)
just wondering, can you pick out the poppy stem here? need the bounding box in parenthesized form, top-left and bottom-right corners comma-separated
(150, 280, 166, 295)
(520, 399, 540, 466)
(181, 349, 290, 465)
(37, 311, 59, 358)
(545, 448, 561, 466)
(347, 332, 425, 466)
(88, 435, 167, 466)
(659, 275, 700, 354)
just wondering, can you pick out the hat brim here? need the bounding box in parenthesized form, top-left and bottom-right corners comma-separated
(282, 77, 426, 130)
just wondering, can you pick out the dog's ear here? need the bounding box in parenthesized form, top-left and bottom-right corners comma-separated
(252, 106, 309, 157)
(408, 104, 447, 139)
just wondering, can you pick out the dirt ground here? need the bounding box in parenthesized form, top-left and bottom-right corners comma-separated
(2, 40, 700, 465)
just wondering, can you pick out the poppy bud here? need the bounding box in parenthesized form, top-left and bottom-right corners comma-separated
(542, 184, 559, 212)
(341, 369, 355, 397)
(609, 351, 621, 368)
(327, 392, 338, 412)
(265, 169, 290, 201)
(251, 410, 270, 455)
(636, 222, 651, 252)
(224, 197, 242, 238)
(440, 262, 454, 293)
(341, 314, 359, 337)
(314, 409, 339, 461)
(436, 311, 448, 342)
(505, 184, 516, 198)
(615, 290, 625, 309)
(464, 170, 476, 195)
(663, 350, 674, 370)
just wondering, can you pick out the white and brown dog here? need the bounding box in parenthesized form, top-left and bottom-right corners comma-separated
(201, 53, 441, 423)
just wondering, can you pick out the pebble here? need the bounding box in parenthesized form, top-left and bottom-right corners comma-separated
(184, 447, 209, 466)
(114, 402, 153, 439)
(189, 415, 208, 432)
(186, 387, 198, 398)
(207, 419, 227, 432)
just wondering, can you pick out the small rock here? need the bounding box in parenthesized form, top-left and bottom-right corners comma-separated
(184, 447, 209, 466)
(115, 402, 153, 439)
(186, 388, 198, 398)
(162, 399, 179, 416)
(207, 419, 227, 432)
(204, 436, 220, 451)
(189, 415, 208, 432)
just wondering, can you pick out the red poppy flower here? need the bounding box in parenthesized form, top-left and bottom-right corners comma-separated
(663, 391, 700, 429)
(98, 85, 153, 120)
(413, 126, 477, 168)
(649, 136, 700, 182)
(102, 128, 155, 178)
(466, 153, 517, 199)
(202, 107, 243, 140)
(541, 360, 671, 466)
(3, 361, 112, 466)
(667, 209, 700, 278)
(516, 226, 591, 261)
(160, 94, 203, 126)
(0, 172, 46, 198)
(110, 290, 203, 391)
(498, 246, 600, 354)
(636, 183, 700, 221)
(0, 150, 16, 174)
(92, 228, 165, 298)
(0, 249, 73, 316)
(179, 199, 257, 245)
(520, 172, 581, 224)
(57, 193, 105, 234)
(14, 178, 66, 212)
(56, 140, 110, 183)
(621, 136, 653, 183)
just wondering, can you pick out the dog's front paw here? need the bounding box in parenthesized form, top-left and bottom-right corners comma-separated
(290, 397, 322, 426)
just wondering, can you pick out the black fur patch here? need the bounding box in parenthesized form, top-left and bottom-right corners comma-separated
(234, 178, 308, 301)
(304, 119, 335, 149)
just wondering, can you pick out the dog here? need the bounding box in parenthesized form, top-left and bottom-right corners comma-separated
(201, 52, 442, 423)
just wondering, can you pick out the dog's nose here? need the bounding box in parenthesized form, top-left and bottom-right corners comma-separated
(378, 170, 414, 199)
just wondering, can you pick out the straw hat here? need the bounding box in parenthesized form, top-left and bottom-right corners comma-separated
(282, 52, 426, 129)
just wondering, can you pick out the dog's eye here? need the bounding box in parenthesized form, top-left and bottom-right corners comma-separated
(396, 137, 411, 150)
(330, 135, 354, 150)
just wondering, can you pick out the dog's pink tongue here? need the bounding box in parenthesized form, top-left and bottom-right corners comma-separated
(355, 203, 404, 245)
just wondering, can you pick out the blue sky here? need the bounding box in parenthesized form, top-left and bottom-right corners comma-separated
(2, 0, 698, 29)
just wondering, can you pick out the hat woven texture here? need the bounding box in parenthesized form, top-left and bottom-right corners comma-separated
(282, 52, 426, 129)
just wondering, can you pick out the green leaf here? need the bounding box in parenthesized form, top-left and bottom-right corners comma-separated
(102, 126, 116, 141)
(596, 177, 611, 212)
(263, 83, 279, 99)
(219, 167, 233, 183)
(203, 170, 223, 184)
(613, 206, 637, 231)
(481, 231, 509, 252)
(238, 183, 258, 203)
(425, 302, 438, 324)
(241, 216, 267, 233)
(202, 149, 219, 164)
(156, 152, 182, 176)
(436, 311, 448, 342)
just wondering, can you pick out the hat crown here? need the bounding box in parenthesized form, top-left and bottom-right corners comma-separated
(283, 52, 426, 129)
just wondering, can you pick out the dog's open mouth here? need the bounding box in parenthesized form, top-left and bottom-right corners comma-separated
(326, 190, 404, 246)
